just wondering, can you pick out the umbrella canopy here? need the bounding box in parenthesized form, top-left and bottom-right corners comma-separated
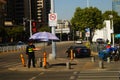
(29, 32, 59, 52)
(115, 34, 120, 38)
(29, 32, 59, 41)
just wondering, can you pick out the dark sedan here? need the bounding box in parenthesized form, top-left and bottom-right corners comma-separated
(66, 45, 91, 58)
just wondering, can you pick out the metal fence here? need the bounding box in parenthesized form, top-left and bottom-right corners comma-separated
(0, 43, 44, 53)
(0, 42, 106, 53)
(90, 43, 106, 52)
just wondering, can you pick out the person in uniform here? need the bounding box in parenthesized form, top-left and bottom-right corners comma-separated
(26, 41, 39, 68)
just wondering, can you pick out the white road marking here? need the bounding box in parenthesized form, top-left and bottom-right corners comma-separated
(29, 72, 44, 80)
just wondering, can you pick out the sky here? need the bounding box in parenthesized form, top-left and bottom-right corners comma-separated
(54, 0, 112, 20)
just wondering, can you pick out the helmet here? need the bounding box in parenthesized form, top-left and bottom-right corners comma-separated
(107, 42, 111, 44)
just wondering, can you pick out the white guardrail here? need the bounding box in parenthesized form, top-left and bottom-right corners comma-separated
(0, 43, 44, 53)
(0, 41, 73, 53)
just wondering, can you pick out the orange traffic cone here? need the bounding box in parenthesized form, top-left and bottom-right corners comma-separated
(20, 54, 26, 67)
(43, 52, 47, 68)
(70, 50, 74, 60)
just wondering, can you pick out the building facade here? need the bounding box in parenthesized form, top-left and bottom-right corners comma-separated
(5, 0, 50, 26)
(0, 0, 7, 27)
(112, 0, 120, 16)
(55, 20, 71, 41)
(4, 0, 24, 25)
(92, 20, 112, 43)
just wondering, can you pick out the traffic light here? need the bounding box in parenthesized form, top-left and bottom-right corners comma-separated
(32, 27, 36, 33)
(32, 21, 36, 27)
(32, 21, 37, 33)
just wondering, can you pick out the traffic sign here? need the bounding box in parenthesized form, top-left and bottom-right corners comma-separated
(49, 13, 56, 21)
(86, 32, 90, 37)
(49, 13, 57, 26)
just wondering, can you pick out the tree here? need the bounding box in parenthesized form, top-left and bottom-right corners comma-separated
(114, 17, 120, 34)
(5, 26, 25, 42)
(71, 7, 103, 42)
(0, 27, 8, 43)
(102, 11, 120, 34)
(38, 25, 51, 32)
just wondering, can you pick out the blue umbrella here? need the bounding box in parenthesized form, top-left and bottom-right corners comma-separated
(115, 34, 120, 38)
(29, 32, 59, 41)
(29, 32, 59, 51)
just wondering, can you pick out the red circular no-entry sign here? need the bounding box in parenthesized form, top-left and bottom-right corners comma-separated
(49, 13, 57, 21)
(49, 13, 57, 26)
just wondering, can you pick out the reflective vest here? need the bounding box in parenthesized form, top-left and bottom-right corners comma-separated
(28, 47, 34, 53)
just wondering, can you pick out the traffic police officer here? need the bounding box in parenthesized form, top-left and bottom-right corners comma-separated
(26, 41, 36, 68)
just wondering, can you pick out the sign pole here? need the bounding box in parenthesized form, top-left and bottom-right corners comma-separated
(51, 0, 56, 59)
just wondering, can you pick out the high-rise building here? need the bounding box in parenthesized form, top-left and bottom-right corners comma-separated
(5, 0, 50, 26)
(4, 0, 24, 25)
(112, 0, 120, 16)
(0, 0, 7, 27)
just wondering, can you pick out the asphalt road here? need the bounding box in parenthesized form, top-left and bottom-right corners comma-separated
(0, 41, 74, 70)
(0, 41, 120, 80)
(0, 71, 120, 80)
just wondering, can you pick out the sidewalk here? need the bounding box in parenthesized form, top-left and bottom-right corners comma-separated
(8, 57, 120, 72)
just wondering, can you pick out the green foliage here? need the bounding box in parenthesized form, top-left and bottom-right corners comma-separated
(0, 27, 7, 37)
(102, 11, 120, 34)
(4, 26, 25, 42)
(5, 26, 24, 36)
(114, 17, 120, 34)
(71, 7, 103, 31)
(38, 26, 51, 32)
(102, 11, 118, 20)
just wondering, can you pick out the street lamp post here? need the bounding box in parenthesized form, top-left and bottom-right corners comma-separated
(29, 0, 32, 37)
(112, 18, 114, 47)
(87, 0, 89, 7)
(60, 23, 63, 41)
(109, 15, 114, 47)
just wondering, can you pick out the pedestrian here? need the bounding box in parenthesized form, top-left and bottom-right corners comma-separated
(26, 40, 40, 68)
(106, 42, 111, 49)
(106, 39, 109, 44)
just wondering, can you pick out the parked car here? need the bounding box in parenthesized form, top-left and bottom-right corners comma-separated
(17, 41, 25, 49)
(75, 39, 82, 44)
(66, 45, 91, 58)
(96, 38, 105, 44)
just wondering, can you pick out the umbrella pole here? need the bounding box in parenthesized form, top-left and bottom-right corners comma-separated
(43, 42, 47, 68)
(44, 42, 45, 52)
